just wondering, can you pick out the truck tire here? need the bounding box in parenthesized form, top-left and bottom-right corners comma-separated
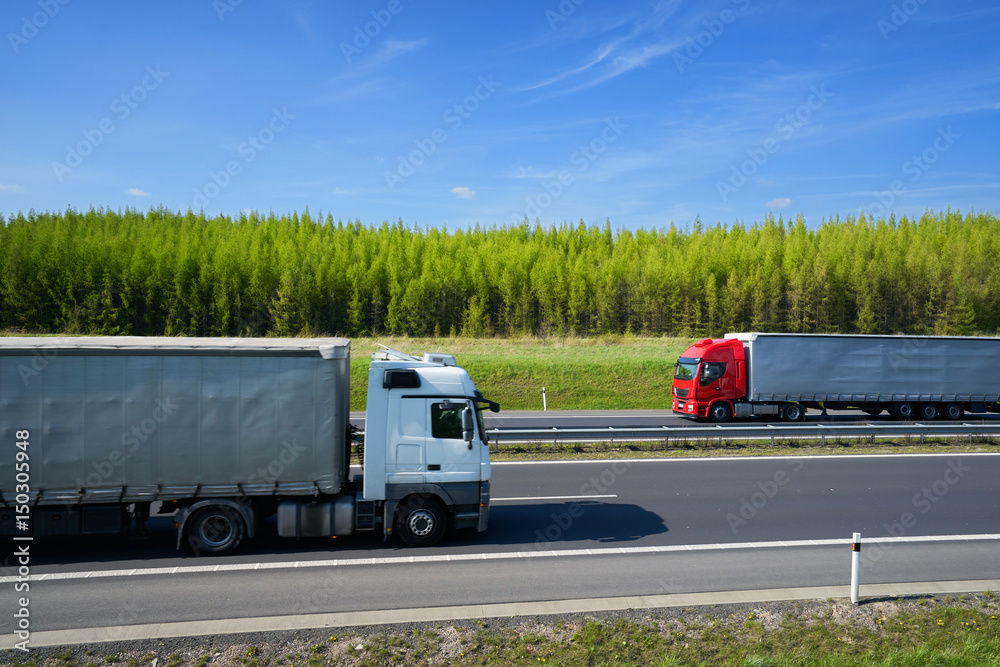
(893, 402, 916, 420)
(708, 402, 732, 423)
(919, 403, 939, 420)
(396, 496, 447, 547)
(943, 403, 964, 420)
(186, 506, 246, 556)
(782, 403, 805, 422)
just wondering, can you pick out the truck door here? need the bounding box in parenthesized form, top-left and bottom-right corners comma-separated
(701, 347, 737, 400)
(424, 399, 481, 483)
(385, 395, 426, 484)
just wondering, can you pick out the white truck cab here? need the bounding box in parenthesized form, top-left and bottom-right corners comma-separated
(361, 348, 496, 545)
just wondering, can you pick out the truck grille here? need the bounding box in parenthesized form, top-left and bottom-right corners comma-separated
(674, 387, 689, 398)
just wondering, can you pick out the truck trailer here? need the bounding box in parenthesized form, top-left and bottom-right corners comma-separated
(672, 332, 1000, 422)
(1, 337, 498, 555)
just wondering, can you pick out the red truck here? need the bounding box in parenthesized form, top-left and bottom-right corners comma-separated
(672, 333, 1000, 422)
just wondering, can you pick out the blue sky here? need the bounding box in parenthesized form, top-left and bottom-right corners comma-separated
(2, 0, 998, 230)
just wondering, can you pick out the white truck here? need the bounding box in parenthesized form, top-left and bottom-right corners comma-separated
(0, 337, 497, 555)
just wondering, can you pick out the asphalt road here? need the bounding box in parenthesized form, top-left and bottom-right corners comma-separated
(3, 454, 998, 634)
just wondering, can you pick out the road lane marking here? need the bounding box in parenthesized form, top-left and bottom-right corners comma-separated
(492, 494, 617, 501)
(3, 533, 998, 584)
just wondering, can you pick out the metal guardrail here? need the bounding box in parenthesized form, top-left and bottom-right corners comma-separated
(486, 422, 1000, 445)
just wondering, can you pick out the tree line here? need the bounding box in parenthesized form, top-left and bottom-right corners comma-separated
(0, 207, 996, 338)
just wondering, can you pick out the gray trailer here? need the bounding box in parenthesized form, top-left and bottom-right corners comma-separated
(1, 337, 496, 554)
(729, 332, 1000, 419)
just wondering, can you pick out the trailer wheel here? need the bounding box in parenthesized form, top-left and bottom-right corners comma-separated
(708, 402, 732, 423)
(396, 496, 447, 547)
(782, 403, 805, 422)
(893, 402, 916, 420)
(919, 403, 939, 421)
(186, 506, 246, 556)
(943, 403, 964, 420)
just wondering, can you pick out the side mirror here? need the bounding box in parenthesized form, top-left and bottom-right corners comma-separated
(462, 407, 474, 443)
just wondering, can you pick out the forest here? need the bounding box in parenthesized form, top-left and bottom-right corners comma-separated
(0, 207, 996, 338)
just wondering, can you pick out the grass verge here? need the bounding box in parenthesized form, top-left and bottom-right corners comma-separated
(348, 335, 691, 411)
(11, 593, 999, 666)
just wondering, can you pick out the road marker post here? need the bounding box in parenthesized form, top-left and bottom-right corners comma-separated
(851, 532, 861, 604)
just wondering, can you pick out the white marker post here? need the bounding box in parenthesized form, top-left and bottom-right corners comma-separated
(851, 532, 861, 604)
(542, 387, 547, 411)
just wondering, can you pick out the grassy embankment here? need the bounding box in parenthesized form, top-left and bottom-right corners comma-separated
(347, 335, 687, 412)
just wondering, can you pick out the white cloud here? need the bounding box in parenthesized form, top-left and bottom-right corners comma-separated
(451, 186, 476, 199)
(767, 197, 792, 208)
(127, 187, 150, 196)
(0, 184, 25, 193)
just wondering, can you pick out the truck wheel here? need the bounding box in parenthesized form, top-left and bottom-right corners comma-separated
(919, 403, 939, 420)
(782, 403, 805, 422)
(396, 496, 447, 547)
(708, 402, 732, 423)
(943, 403, 964, 420)
(893, 402, 916, 420)
(186, 506, 246, 556)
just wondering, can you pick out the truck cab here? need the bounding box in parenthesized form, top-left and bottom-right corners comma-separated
(362, 348, 497, 545)
(671, 338, 746, 422)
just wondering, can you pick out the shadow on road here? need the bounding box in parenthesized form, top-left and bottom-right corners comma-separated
(2, 502, 668, 571)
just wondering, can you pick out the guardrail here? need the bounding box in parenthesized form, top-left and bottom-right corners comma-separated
(486, 422, 1000, 446)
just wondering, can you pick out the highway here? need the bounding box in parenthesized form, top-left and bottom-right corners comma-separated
(2, 451, 998, 643)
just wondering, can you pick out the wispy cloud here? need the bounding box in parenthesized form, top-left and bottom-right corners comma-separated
(0, 184, 25, 193)
(451, 186, 475, 199)
(127, 187, 150, 196)
(767, 197, 792, 208)
(308, 38, 431, 104)
(517, 0, 685, 98)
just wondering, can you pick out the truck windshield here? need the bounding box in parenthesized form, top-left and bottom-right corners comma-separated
(674, 357, 700, 382)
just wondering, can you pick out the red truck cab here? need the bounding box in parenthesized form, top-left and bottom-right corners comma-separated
(671, 337, 746, 421)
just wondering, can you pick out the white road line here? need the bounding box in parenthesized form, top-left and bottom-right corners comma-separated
(492, 452, 1000, 464)
(3, 534, 998, 584)
(492, 494, 617, 501)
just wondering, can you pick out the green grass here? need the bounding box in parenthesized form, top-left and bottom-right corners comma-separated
(14, 596, 999, 666)
(348, 334, 692, 411)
